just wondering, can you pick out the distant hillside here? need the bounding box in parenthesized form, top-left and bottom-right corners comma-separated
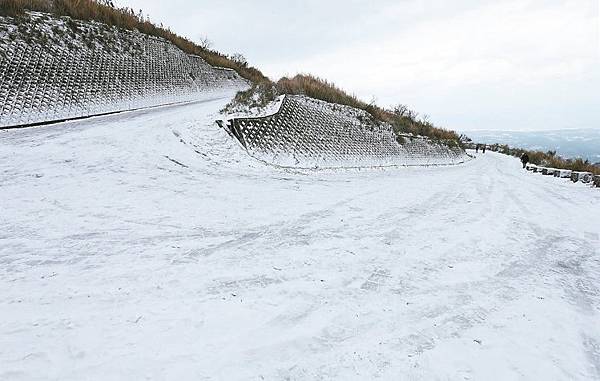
(466, 128, 600, 163)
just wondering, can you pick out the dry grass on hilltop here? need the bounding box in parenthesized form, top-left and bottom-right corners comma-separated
(276, 75, 462, 144)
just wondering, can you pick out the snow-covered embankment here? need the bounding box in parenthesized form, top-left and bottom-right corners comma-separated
(0, 11, 247, 128)
(221, 95, 469, 169)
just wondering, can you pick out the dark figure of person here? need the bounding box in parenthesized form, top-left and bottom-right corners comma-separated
(482, 145, 486, 153)
(521, 153, 529, 169)
(475, 145, 479, 153)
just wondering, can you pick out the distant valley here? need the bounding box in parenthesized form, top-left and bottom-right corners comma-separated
(465, 128, 600, 163)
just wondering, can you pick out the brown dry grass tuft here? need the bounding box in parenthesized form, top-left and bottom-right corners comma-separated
(0, 0, 51, 16)
(276, 74, 367, 111)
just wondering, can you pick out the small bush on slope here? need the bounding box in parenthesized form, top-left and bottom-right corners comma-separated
(223, 83, 279, 112)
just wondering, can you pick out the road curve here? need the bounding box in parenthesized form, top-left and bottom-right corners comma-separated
(1, 98, 599, 380)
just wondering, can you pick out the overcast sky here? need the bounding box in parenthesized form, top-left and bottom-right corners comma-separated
(115, 0, 599, 132)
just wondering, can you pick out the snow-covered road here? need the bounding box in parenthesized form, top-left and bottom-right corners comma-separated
(1, 95, 599, 380)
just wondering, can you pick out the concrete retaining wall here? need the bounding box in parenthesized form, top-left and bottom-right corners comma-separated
(0, 12, 247, 128)
(223, 95, 468, 169)
(529, 165, 597, 187)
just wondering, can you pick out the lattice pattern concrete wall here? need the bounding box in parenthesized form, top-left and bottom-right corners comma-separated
(0, 12, 247, 128)
(225, 95, 468, 169)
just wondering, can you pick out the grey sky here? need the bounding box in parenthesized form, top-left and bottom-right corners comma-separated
(115, 0, 599, 132)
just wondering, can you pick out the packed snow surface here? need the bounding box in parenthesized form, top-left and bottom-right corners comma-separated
(1, 94, 600, 380)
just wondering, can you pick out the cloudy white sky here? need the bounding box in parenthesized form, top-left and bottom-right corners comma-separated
(116, 0, 599, 132)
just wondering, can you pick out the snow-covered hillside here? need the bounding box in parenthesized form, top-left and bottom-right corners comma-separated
(1, 95, 599, 380)
(224, 95, 468, 169)
(0, 12, 247, 128)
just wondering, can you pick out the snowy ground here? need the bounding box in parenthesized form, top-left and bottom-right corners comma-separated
(1, 94, 600, 380)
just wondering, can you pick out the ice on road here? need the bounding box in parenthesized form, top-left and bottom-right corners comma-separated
(1, 95, 599, 380)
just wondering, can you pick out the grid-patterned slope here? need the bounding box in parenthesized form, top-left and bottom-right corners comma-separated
(225, 95, 468, 168)
(0, 12, 247, 128)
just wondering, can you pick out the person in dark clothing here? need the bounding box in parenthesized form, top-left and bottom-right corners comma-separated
(482, 145, 486, 153)
(475, 145, 479, 153)
(521, 153, 529, 169)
